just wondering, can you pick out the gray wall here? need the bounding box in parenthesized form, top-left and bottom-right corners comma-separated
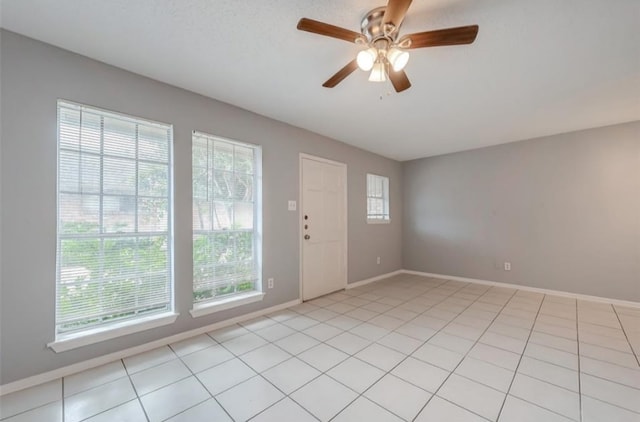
(404, 122, 640, 302)
(0, 30, 403, 384)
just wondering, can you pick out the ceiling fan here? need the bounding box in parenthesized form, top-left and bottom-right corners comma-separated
(297, 0, 479, 92)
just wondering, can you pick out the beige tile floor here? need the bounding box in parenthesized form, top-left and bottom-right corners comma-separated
(1, 274, 639, 421)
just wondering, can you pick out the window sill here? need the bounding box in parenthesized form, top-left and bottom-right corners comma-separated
(48, 312, 179, 353)
(367, 219, 390, 224)
(190, 291, 266, 318)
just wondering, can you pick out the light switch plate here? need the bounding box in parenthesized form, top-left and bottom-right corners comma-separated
(288, 200, 297, 211)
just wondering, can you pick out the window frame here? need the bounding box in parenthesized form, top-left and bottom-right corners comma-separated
(366, 173, 390, 224)
(50, 100, 177, 351)
(190, 131, 263, 317)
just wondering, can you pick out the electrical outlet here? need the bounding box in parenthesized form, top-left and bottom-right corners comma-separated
(267, 278, 274, 289)
(376, 256, 381, 265)
(504, 262, 511, 271)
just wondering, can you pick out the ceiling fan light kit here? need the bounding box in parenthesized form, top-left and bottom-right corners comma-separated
(297, 0, 479, 93)
(368, 61, 388, 82)
(387, 47, 410, 72)
(356, 47, 377, 71)
(357, 6, 409, 80)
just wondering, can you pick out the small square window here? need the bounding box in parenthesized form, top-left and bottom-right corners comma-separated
(366, 174, 390, 223)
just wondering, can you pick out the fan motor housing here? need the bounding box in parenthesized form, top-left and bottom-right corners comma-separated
(361, 7, 399, 43)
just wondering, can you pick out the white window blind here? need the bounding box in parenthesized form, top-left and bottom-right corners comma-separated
(367, 173, 390, 222)
(192, 132, 260, 303)
(56, 101, 173, 334)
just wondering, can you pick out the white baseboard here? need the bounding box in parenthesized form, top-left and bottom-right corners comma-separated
(346, 270, 404, 289)
(0, 298, 301, 396)
(402, 270, 640, 309)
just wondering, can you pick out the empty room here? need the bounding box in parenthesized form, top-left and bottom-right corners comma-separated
(0, 0, 638, 421)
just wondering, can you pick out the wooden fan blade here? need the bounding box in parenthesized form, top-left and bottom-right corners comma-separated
(297, 18, 363, 43)
(382, 0, 413, 31)
(323, 60, 359, 88)
(404, 25, 479, 49)
(389, 69, 411, 92)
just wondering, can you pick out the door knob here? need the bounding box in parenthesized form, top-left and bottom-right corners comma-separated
(304, 234, 310, 240)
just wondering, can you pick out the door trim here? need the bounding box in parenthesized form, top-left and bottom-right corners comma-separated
(299, 153, 348, 301)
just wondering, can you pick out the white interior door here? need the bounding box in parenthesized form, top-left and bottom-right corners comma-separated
(300, 155, 347, 301)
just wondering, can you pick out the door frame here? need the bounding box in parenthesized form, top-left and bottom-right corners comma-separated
(299, 153, 348, 301)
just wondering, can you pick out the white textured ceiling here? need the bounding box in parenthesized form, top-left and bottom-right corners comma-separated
(1, 0, 639, 160)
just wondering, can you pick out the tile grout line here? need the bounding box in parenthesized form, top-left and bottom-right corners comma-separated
(511, 354, 637, 393)
(247, 396, 320, 422)
(168, 343, 236, 422)
(576, 300, 583, 422)
(494, 292, 545, 421)
(121, 357, 152, 422)
(610, 305, 640, 367)
(407, 286, 521, 422)
(61, 376, 66, 422)
(577, 393, 640, 417)
(530, 332, 633, 357)
(61, 363, 151, 422)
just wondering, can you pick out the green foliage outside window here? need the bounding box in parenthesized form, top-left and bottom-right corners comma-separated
(192, 134, 258, 302)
